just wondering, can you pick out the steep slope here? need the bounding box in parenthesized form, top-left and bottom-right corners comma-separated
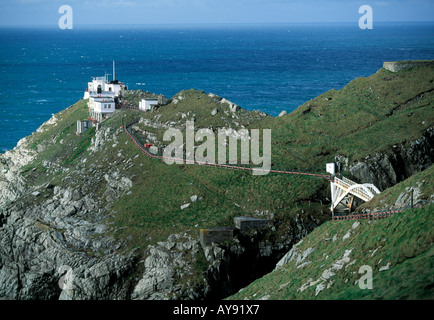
(229, 166, 434, 300)
(254, 63, 433, 187)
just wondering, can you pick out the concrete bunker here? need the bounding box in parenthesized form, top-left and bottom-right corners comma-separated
(200, 216, 270, 247)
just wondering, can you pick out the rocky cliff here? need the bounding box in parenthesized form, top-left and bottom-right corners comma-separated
(0, 116, 136, 299)
(229, 166, 434, 300)
(1, 61, 433, 300)
(336, 127, 433, 191)
(0, 96, 318, 300)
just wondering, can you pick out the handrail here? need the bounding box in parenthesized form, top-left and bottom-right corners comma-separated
(122, 118, 333, 180)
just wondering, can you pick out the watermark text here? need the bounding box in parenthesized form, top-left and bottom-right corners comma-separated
(58, 5, 73, 30)
(163, 120, 271, 175)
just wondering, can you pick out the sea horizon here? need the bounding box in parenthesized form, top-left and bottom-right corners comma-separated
(1, 21, 433, 152)
(1, 20, 434, 27)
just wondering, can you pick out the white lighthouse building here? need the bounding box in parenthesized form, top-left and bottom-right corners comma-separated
(84, 61, 127, 99)
(84, 60, 127, 122)
(88, 96, 115, 122)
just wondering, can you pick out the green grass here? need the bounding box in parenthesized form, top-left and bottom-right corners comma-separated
(253, 65, 434, 170)
(14, 100, 96, 188)
(228, 203, 434, 300)
(97, 64, 434, 254)
(7, 62, 433, 298)
(64, 126, 95, 165)
(227, 162, 434, 301)
(357, 165, 434, 210)
(139, 89, 269, 130)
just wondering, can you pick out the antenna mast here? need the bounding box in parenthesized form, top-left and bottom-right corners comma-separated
(113, 60, 116, 81)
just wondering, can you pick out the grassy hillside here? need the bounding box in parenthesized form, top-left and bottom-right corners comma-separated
(231, 205, 434, 300)
(254, 64, 434, 170)
(13, 62, 433, 281)
(357, 165, 434, 211)
(16, 98, 328, 254)
(19, 99, 92, 186)
(229, 214, 433, 300)
(139, 88, 270, 129)
(228, 166, 434, 300)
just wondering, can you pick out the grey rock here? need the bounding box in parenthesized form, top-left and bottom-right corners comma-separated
(349, 128, 433, 191)
(395, 183, 423, 207)
(180, 203, 190, 210)
(131, 234, 201, 300)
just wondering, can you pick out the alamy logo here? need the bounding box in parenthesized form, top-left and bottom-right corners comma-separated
(359, 5, 373, 29)
(58, 5, 73, 30)
(358, 265, 373, 290)
(162, 120, 272, 175)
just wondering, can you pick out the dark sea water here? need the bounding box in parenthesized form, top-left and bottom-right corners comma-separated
(0, 22, 433, 152)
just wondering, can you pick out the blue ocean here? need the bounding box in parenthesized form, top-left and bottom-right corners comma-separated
(0, 22, 433, 152)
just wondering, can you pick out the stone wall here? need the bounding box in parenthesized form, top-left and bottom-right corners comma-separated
(234, 216, 270, 233)
(383, 60, 434, 73)
(200, 217, 270, 247)
(76, 120, 94, 134)
(200, 227, 237, 246)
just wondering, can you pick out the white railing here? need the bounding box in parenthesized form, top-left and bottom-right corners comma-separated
(331, 176, 381, 212)
(334, 177, 372, 201)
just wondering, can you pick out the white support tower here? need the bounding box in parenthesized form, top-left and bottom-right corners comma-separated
(326, 163, 381, 215)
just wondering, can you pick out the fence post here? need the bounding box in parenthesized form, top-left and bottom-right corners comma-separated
(411, 189, 414, 208)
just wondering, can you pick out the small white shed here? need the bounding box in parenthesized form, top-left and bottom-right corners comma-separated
(139, 98, 159, 111)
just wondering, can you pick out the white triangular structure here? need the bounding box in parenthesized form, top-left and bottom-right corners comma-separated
(326, 163, 380, 213)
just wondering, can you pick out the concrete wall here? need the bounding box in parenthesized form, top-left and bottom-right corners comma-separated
(77, 120, 95, 134)
(383, 60, 434, 73)
(88, 96, 115, 110)
(200, 227, 237, 247)
(200, 216, 270, 247)
(88, 78, 105, 92)
(139, 99, 159, 111)
(105, 83, 126, 96)
(76, 120, 101, 134)
(234, 216, 269, 234)
(85, 77, 125, 99)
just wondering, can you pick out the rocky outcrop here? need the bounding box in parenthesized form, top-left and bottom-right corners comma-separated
(128, 210, 320, 301)
(0, 114, 139, 300)
(0, 135, 35, 208)
(383, 60, 434, 73)
(202, 213, 318, 299)
(0, 197, 135, 299)
(394, 181, 426, 207)
(336, 127, 434, 191)
(273, 221, 361, 298)
(131, 234, 203, 300)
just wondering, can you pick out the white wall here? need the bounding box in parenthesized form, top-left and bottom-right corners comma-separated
(93, 101, 115, 113)
(139, 99, 159, 111)
(85, 77, 126, 99)
(105, 83, 126, 96)
(88, 96, 115, 109)
(88, 78, 106, 92)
